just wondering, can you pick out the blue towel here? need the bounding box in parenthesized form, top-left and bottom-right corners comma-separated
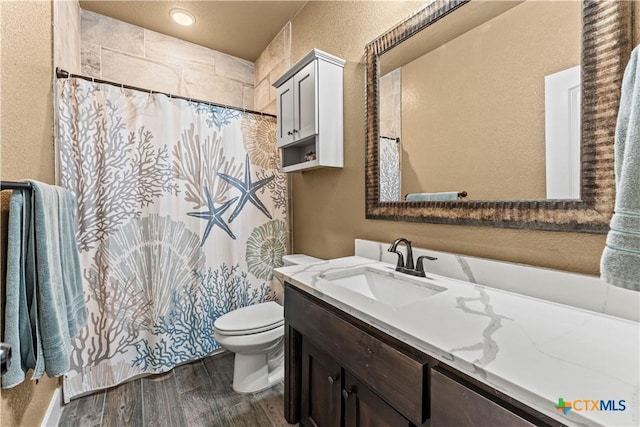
(26, 181, 87, 379)
(2, 190, 39, 388)
(57, 188, 87, 340)
(406, 192, 459, 201)
(600, 46, 640, 291)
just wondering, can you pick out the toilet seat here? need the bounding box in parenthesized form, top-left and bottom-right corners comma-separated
(214, 302, 284, 336)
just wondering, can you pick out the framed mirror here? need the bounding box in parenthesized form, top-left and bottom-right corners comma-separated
(365, 0, 633, 232)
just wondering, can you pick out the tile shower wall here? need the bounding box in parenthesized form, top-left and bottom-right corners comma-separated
(80, 10, 255, 110)
(253, 22, 294, 253)
(54, 0, 81, 74)
(253, 23, 291, 114)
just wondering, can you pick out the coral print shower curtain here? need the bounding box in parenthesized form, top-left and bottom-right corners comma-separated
(56, 77, 286, 401)
(379, 136, 401, 202)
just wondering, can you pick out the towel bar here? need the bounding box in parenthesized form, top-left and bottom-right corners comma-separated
(1, 181, 32, 191)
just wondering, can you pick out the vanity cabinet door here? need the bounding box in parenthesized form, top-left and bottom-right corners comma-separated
(300, 340, 342, 427)
(430, 369, 535, 427)
(343, 372, 413, 427)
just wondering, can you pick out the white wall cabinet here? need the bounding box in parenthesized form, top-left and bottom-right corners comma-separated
(273, 49, 345, 173)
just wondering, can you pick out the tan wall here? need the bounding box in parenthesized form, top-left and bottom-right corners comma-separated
(1, 2, 59, 426)
(289, 0, 633, 276)
(402, 1, 581, 200)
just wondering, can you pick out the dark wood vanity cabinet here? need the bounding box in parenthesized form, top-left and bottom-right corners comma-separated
(430, 368, 535, 427)
(285, 285, 429, 427)
(284, 284, 562, 427)
(299, 341, 412, 427)
(300, 340, 342, 427)
(343, 372, 414, 427)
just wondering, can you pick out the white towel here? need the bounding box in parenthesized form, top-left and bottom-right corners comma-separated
(600, 45, 640, 291)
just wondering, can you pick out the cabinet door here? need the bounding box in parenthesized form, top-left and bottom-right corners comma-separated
(430, 369, 535, 427)
(276, 78, 295, 147)
(300, 340, 342, 427)
(343, 372, 412, 427)
(294, 60, 318, 141)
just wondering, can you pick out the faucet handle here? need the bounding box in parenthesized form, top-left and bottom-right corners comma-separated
(416, 255, 438, 274)
(389, 249, 405, 269)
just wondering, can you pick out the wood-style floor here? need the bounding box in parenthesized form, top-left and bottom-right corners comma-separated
(59, 351, 291, 427)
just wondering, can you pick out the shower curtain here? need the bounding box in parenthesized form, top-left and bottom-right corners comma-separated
(379, 137, 401, 201)
(56, 77, 287, 401)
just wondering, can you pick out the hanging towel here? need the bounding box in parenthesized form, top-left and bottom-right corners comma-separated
(405, 191, 459, 201)
(27, 181, 87, 379)
(2, 190, 40, 388)
(601, 45, 640, 291)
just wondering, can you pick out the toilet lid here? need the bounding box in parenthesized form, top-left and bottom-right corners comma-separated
(214, 301, 284, 335)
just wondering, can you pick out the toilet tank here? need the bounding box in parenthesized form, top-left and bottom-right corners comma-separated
(282, 254, 322, 266)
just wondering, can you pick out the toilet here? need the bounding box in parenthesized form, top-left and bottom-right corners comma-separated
(213, 254, 322, 393)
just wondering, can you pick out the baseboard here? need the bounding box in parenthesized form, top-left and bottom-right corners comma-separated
(41, 387, 62, 427)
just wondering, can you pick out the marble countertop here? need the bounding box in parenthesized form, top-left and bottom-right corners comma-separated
(274, 256, 640, 427)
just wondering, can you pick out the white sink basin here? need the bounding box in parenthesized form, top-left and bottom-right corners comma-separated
(319, 266, 446, 309)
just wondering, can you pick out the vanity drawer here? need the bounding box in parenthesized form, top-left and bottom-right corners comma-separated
(430, 368, 536, 427)
(286, 286, 428, 425)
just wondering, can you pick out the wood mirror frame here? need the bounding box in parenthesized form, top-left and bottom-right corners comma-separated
(365, 0, 633, 232)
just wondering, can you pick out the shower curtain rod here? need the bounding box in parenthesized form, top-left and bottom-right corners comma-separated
(380, 135, 400, 142)
(55, 68, 276, 118)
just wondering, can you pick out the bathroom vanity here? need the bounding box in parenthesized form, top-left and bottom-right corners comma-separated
(275, 255, 640, 427)
(285, 285, 547, 426)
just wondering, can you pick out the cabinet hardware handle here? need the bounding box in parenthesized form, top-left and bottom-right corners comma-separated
(328, 375, 338, 384)
(342, 388, 353, 399)
(287, 131, 293, 136)
(293, 129, 298, 134)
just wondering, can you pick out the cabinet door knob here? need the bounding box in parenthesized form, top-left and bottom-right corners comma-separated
(292, 129, 298, 134)
(328, 375, 338, 384)
(287, 131, 293, 136)
(342, 388, 353, 399)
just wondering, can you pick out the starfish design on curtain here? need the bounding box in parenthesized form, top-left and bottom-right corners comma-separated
(217, 155, 274, 223)
(187, 187, 238, 245)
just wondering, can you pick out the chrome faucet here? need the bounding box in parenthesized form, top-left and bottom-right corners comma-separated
(388, 238, 437, 277)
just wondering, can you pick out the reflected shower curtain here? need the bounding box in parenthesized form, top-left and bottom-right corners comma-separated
(379, 136, 401, 201)
(56, 78, 287, 401)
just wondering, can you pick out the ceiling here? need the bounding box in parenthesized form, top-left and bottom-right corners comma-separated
(79, 1, 308, 62)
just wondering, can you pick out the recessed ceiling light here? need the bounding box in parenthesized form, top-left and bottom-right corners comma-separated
(170, 9, 195, 26)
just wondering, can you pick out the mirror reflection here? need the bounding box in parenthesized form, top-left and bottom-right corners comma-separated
(378, 0, 582, 202)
